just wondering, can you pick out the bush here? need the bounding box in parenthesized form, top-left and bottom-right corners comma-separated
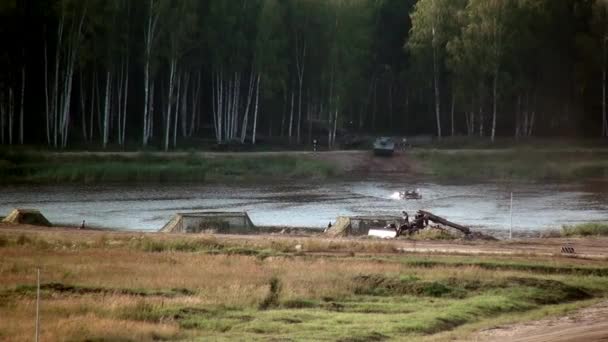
(259, 277, 282, 310)
(562, 223, 608, 237)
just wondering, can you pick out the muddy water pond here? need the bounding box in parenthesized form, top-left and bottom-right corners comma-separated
(1, 179, 607, 237)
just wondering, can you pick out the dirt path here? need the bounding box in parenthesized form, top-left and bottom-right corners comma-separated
(393, 238, 608, 260)
(3, 224, 608, 260)
(472, 301, 608, 342)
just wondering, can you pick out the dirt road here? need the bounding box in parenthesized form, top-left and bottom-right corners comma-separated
(473, 301, 608, 342)
(4, 223, 608, 260)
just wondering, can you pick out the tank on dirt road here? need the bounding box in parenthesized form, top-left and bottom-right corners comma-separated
(373, 137, 395, 156)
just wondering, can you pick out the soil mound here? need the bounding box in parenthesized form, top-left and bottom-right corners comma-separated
(325, 217, 352, 237)
(2, 209, 52, 227)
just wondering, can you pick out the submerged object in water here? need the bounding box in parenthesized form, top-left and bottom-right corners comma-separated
(399, 189, 422, 200)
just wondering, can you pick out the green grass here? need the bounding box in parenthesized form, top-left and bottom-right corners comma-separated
(397, 257, 608, 277)
(411, 148, 608, 181)
(562, 223, 608, 237)
(106, 275, 598, 341)
(0, 150, 335, 184)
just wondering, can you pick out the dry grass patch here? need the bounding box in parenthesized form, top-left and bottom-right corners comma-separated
(1, 227, 608, 341)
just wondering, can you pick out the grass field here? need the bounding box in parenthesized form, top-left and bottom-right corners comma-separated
(1, 228, 607, 341)
(562, 223, 608, 237)
(0, 149, 335, 184)
(411, 148, 608, 181)
(1, 145, 608, 183)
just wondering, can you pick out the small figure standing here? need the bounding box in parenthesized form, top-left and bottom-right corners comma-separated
(80, 220, 86, 230)
(324, 221, 332, 233)
(402, 211, 409, 224)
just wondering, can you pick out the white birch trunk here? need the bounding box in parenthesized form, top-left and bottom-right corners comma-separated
(173, 71, 181, 148)
(189, 71, 201, 137)
(219, 72, 223, 142)
(116, 64, 124, 145)
(52, 15, 64, 148)
(60, 5, 86, 148)
(288, 87, 294, 141)
(232, 74, 239, 140)
(143, 0, 158, 147)
(90, 71, 96, 141)
(240, 68, 255, 143)
(491, 70, 498, 143)
(164, 58, 176, 151)
(233, 74, 240, 140)
(252, 74, 261, 145)
(103, 71, 112, 149)
(215, 72, 222, 143)
(122, 60, 129, 146)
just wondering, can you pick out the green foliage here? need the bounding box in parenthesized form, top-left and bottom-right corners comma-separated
(562, 223, 608, 237)
(412, 149, 608, 181)
(0, 152, 336, 184)
(3, 0, 608, 150)
(259, 276, 282, 310)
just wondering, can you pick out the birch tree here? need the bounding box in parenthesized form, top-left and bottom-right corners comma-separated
(253, 0, 288, 145)
(142, 0, 161, 147)
(408, 0, 464, 139)
(158, 0, 198, 151)
(44, 0, 87, 148)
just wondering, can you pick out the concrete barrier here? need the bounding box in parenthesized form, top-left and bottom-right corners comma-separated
(326, 216, 401, 237)
(160, 211, 256, 234)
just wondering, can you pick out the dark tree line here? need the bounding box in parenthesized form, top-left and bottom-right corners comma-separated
(0, 0, 606, 149)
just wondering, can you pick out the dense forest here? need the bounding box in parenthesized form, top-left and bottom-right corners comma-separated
(0, 0, 607, 149)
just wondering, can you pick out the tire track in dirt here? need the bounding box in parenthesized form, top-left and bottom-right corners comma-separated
(472, 301, 608, 342)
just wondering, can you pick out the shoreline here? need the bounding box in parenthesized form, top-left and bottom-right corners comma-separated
(2, 148, 608, 185)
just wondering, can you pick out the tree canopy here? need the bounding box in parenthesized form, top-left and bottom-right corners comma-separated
(0, 0, 606, 149)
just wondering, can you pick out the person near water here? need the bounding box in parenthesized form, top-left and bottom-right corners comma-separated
(324, 221, 332, 233)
